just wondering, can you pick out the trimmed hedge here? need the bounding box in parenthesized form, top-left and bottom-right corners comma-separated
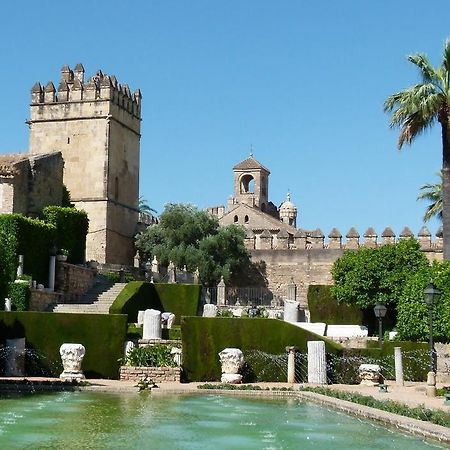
(181, 317, 343, 382)
(0, 215, 55, 292)
(41, 206, 89, 264)
(109, 282, 202, 324)
(0, 312, 127, 379)
(7, 281, 31, 311)
(307, 285, 363, 325)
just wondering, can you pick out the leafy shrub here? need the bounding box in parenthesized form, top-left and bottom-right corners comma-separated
(41, 206, 88, 264)
(0, 215, 55, 295)
(123, 344, 178, 367)
(396, 261, 450, 342)
(7, 281, 31, 311)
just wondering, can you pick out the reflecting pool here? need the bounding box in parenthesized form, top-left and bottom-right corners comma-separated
(0, 391, 447, 449)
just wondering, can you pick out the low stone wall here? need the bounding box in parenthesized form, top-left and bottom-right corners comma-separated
(119, 366, 181, 382)
(56, 263, 96, 302)
(29, 289, 62, 312)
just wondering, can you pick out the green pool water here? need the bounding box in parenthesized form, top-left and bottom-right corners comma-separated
(0, 391, 446, 449)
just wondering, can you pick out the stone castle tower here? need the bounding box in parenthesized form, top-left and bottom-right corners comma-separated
(27, 64, 142, 265)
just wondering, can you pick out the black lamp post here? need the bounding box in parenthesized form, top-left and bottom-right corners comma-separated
(424, 283, 441, 373)
(373, 304, 387, 348)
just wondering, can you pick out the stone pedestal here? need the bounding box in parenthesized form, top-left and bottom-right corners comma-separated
(161, 312, 175, 329)
(307, 341, 327, 384)
(359, 364, 381, 386)
(284, 300, 299, 323)
(4, 298, 11, 311)
(217, 277, 226, 306)
(426, 371, 436, 397)
(203, 304, 218, 317)
(16, 255, 24, 278)
(137, 310, 145, 326)
(219, 348, 244, 384)
(59, 343, 85, 381)
(143, 309, 162, 340)
(394, 347, 404, 386)
(5, 338, 26, 376)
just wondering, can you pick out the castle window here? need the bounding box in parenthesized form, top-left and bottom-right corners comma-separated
(244, 215, 249, 223)
(67, 137, 70, 144)
(240, 174, 254, 194)
(234, 215, 238, 223)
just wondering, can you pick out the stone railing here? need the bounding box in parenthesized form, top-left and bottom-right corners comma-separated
(119, 366, 181, 382)
(55, 262, 96, 303)
(29, 289, 62, 312)
(245, 225, 443, 252)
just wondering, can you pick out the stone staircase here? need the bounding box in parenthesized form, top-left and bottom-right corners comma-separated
(51, 279, 127, 314)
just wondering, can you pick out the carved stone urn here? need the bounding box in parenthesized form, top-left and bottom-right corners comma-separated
(218, 348, 244, 384)
(59, 343, 86, 381)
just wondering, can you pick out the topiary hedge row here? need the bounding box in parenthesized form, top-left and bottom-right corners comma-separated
(7, 281, 31, 311)
(0, 215, 55, 295)
(0, 312, 127, 378)
(109, 282, 202, 324)
(41, 206, 89, 264)
(307, 285, 364, 325)
(181, 317, 343, 382)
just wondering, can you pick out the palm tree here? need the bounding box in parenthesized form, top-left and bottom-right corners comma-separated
(139, 196, 157, 215)
(384, 39, 450, 259)
(417, 171, 443, 222)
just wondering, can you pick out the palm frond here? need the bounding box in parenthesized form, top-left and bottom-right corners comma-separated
(442, 38, 450, 84)
(408, 53, 441, 86)
(417, 171, 443, 222)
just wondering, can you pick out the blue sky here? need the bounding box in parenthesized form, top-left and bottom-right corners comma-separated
(0, 1, 449, 239)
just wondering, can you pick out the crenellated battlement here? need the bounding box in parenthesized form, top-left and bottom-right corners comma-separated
(30, 64, 142, 119)
(245, 225, 443, 253)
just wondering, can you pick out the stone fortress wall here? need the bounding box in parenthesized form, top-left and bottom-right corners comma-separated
(248, 226, 443, 306)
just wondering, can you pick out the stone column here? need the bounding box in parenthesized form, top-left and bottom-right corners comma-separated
(284, 300, 299, 323)
(394, 347, 404, 386)
(167, 261, 176, 283)
(143, 309, 162, 340)
(287, 278, 297, 302)
(426, 371, 436, 397)
(286, 346, 297, 384)
(137, 310, 145, 326)
(48, 255, 56, 292)
(217, 276, 226, 306)
(4, 298, 11, 311)
(5, 338, 26, 376)
(16, 255, 24, 278)
(307, 341, 327, 384)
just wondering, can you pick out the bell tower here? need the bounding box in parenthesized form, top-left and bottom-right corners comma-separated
(231, 155, 270, 212)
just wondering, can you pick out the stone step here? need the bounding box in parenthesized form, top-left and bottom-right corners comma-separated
(50, 280, 127, 314)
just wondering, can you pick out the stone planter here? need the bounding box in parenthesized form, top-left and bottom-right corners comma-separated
(57, 254, 67, 262)
(119, 366, 181, 382)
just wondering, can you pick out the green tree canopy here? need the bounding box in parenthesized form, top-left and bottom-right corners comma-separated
(331, 239, 429, 309)
(396, 261, 450, 342)
(135, 203, 251, 285)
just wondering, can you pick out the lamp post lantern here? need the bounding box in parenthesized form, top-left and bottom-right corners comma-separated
(424, 283, 441, 373)
(373, 304, 387, 348)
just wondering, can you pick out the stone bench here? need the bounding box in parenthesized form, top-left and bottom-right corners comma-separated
(292, 322, 327, 336)
(326, 325, 368, 338)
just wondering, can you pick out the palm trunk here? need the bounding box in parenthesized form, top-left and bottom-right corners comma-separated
(441, 113, 450, 260)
